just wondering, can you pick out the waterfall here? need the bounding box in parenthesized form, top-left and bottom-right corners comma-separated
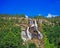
(35, 20, 38, 27)
(26, 27, 32, 40)
(21, 18, 43, 42)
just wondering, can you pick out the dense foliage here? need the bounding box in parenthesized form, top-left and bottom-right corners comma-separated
(0, 17, 37, 48)
(0, 18, 23, 48)
(0, 15, 60, 48)
(42, 17, 60, 48)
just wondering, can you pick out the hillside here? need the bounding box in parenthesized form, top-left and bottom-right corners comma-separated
(0, 15, 60, 48)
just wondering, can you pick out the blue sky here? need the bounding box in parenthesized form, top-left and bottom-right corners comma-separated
(0, 0, 60, 17)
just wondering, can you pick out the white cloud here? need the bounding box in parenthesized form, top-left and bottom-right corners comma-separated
(47, 13, 58, 18)
(47, 14, 52, 18)
(38, 14, 42, 16)
(25, 15, 28, 18)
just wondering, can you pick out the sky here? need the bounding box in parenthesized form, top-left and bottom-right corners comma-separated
(0, 0, 60, 17)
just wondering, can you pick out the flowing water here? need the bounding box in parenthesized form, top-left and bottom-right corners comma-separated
(21, 19, 43, 42)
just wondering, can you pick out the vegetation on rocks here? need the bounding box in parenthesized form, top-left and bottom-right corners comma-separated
(0, 14, 60, 48)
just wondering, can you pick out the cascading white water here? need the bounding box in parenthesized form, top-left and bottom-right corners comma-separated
(35, 20, 38, 27)
(35, 20, 43, 39)
(21, 18, 43, 42)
